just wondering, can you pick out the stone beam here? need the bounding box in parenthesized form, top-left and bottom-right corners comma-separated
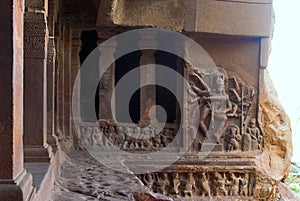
(103, 0, 273, 37)
(0, 0, 34, 200)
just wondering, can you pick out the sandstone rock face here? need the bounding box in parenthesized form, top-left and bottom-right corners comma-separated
(258, 70, 293, 181)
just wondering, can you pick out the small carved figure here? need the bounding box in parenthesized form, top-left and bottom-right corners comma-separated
(115, 129, 125, 148)
(227, 173, 240, 196)
(153, 173, 170, 195)
(92, 127, 103, 147)
(226, 124, 241, 151)
(143, 173, 154, 189)
(239, 173, 249, 196)
(213, 172, 227, 196)
(172, 173, 181, 195)
(183, 173, 196, 197)
(199, 172, 211, 197)
(152, 134, 162, 148)
(247, 119, 262, 150)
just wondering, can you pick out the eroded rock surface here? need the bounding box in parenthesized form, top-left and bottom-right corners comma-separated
(50, 151, 152, 201)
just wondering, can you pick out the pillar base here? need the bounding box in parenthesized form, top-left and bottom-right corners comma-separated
(0, 170, 35, 201)
(24, 144, 53, 163)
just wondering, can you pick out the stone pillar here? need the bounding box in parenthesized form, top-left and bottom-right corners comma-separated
(98, 37, 117, 121)
(71, 30, 82, 148)
(24, 0, 52, 162)
(63, 24, 72, 137)
(139, 32, 157, 124)
(57, 24, 65, 136)
(0, 1, 34, 200)
(47, 0, 57, 146)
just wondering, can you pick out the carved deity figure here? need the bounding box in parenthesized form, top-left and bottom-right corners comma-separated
(183, 173, 196, 197)
(227, 173, 240, 196)
(226, 124, 241, 151)
(172, 173, 181, 195)
(153, 173, 170, 195)
(200, 71, 233, 143)
(246, 118, 263, 150)
(213, 172, 227, 196)
(199, 172, 211, 197)
(239, 173, 249, 196)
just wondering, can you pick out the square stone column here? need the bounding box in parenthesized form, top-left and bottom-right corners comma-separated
(71, 30, 82, 149)
(47, 0, 58, 147)
(0, 1, 34, 200)
(55, 24, 65, 136)
(23, 0, 52, 162)
(98, 37, 117, 121)
(139, 31, 157, 124)
(63, 24, 72, 138)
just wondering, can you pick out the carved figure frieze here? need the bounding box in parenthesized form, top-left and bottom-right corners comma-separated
(137, 171, 255, 198)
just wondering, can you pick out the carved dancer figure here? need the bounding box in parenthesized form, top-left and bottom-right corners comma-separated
(213, 172, 227, 196)
(239, 173, 249, 196)
(226, 124, 241, 151)
(153, 173, 170, 195)
(227, 173, 240, 196)
(199, 172, 211, 197)
(183, 173, 196, 197)
(200, 83, 233, 143)
(172, 173, 181, 196)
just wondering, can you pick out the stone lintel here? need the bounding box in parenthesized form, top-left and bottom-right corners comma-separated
(195, 0, 274, 37)
(104, 0, 273, 37)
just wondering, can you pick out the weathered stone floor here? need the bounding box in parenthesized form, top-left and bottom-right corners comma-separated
(50, 150, 152, 201)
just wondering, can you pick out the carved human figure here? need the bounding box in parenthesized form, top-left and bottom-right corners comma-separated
(161, 133, 169, 148)
(92, 127, 103, 147)
(103, 125, 115, 146)
(227, 173, 240, 196)
(172, 173, 181, 195)
(199, 172, 211, 197)
(226, 124, 241, 152)
(115, 129, 125, 148)
(247, 119, 262, 150)
(143, 173, 154, 189)
(153, 173, 170, 195)
(183, 173, 196, 197)
(200, 72, 233, 143)
(213, 172, 227, 196)
(239, 173, 249, 196)
(152, 134, 162, 148)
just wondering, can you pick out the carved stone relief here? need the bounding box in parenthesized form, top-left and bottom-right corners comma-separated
(137, 171, 257, 199)
(186, 67, 261, 153)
